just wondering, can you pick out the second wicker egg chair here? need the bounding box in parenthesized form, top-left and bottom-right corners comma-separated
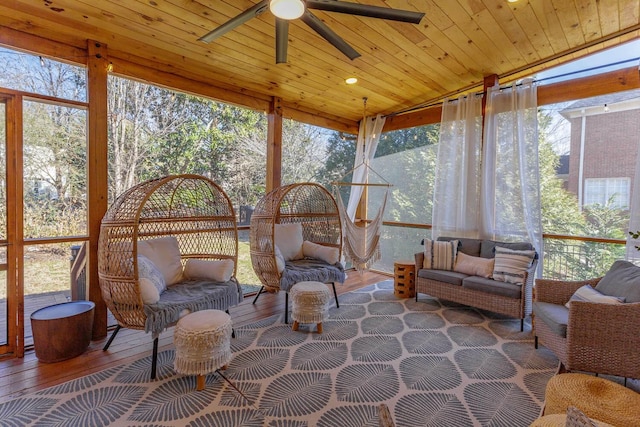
(250, 182, 345, 323)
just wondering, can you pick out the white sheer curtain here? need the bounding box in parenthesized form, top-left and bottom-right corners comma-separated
(431, 94, 484, 240)
(625, 148, 640, 263)
(345, 113, 386, 219)
(481, 78, 544, 270)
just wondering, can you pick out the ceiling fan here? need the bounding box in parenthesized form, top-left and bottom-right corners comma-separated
(199, 0, 425, 64)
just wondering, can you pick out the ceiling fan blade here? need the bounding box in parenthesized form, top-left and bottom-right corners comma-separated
(275, 18, 289, 64)
(306, 0, 424, 24)
(199, 0, 269, 43)
(301, 11, 361, 60)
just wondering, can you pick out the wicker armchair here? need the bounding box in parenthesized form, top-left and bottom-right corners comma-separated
(533, 277, 640, 379)
(98, 174, 243, 379)
(249, 183, 345, 323)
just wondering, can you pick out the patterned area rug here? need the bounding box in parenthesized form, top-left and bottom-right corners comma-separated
(0, 280, 559, 426)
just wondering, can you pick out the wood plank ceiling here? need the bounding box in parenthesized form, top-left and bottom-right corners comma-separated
(0, 0, 639, 129)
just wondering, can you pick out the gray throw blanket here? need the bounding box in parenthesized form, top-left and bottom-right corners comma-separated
(143, 278, 243, 336)
(280, 258, 346, 292)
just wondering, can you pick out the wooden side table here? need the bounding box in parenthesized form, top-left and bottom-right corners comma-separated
(394, 260, 415, 298)
(30, 301, 95, 363)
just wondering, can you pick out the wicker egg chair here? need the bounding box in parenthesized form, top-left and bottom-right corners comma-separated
(98, 174, 242, 379)
(250, 182, 345, 323)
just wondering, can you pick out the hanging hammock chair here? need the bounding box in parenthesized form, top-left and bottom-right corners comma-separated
(333, 163, 391, 272)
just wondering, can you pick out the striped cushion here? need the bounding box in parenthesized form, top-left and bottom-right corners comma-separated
(565, 284, 625, 308)
(492, 247, 535, 284)
(423, 239, 458, 271)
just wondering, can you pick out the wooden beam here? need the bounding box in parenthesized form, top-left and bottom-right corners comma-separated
(383, 66, 640, 131)
(0, 25, 86, 65)
(86, 40, 108, 340)
(538, 66, 640, 106)
(267, 97, 283, 192)
(282, 106, 359, 134)
(382, 105, 442, 132)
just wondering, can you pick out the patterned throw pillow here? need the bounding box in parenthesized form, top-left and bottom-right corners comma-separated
(492, 246, 536, 284)
(423, 238, 458, 270)
(137, 255, 166, 304)
(565, 284, 625, 308)
(565, 406, 598, 427)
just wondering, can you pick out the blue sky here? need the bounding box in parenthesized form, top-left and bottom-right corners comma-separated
(536, 38, 640, 83)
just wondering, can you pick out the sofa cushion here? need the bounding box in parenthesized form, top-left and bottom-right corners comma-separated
(595, 260, 640, 303)
(565, 284, 625, 308)
(454, 252, 495, 278)
(417, 269, 467, 286)
(532, 301, 569, 337)
(437, 237, 481, 257)
(480, 239, 535, 259)
(492, 247, 536, 284)
(423, 238, 458, 270)
(462, 276, 522, 299)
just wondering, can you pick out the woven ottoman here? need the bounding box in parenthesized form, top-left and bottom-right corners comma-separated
(173, 309, 233, 390)
(290, 281, 331, 333)
(543, 373, 640, 427)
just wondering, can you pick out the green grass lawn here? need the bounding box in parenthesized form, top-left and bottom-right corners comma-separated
(0, 243, 262, 300)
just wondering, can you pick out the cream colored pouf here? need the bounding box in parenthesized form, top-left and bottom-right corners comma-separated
(173, 309, 233, 390)
(290, 281, 331, 333)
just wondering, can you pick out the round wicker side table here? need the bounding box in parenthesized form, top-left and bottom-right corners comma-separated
(173, 309, 233, 391)
(393, 260, 415, 298)
(290, 281, 331, 333)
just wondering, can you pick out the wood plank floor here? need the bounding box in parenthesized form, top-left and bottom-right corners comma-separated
(0, 270, 390, 403)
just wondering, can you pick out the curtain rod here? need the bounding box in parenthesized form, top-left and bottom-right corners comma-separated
(386, 56, 640, 118)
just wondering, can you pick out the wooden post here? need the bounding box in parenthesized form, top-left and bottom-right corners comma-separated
(266, 97, 282, 192)
(87, 40, 109, 340)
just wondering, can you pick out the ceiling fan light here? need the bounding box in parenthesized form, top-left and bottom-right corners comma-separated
(270, 0, 305, 20)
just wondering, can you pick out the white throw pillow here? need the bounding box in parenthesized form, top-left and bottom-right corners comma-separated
(275, 223, 304, 261)
(183, 259, 235, 283)
(137, 255, 166, 304)
(137, 236, 183, 286)
(565, 284, 625, 308)
(423, 238, 458, 270)
(492, 247, 536, 284)
(274, 245, 286, 273)
(453, 252, 494, 278)
(302, 240, 340, 265)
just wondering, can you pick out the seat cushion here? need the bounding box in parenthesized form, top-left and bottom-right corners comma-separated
(462, 276, 522, 299)
(143, 278, 242, 335)
(417, 269, 467, 286)
(532, 301, 569, 337)
(595, 260, 640, 303)
(280, 259, 345, 292)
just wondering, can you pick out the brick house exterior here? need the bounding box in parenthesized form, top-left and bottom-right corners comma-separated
(560, 89, 640, 209)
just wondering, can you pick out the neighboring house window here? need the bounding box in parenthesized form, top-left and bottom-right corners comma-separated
(584, 178, 630, 209)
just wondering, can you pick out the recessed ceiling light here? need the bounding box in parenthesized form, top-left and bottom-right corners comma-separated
(345, 77, 358, 85)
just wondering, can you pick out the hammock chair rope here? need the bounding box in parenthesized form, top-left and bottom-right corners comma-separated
(335, 185, 389, 271)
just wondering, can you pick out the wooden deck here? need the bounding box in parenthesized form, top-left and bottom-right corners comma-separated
(0, 269, 389, 403)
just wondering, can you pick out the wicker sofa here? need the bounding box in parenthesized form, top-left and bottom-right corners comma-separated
(414, 237, 538, 331)
(533, 260, 640, 378)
